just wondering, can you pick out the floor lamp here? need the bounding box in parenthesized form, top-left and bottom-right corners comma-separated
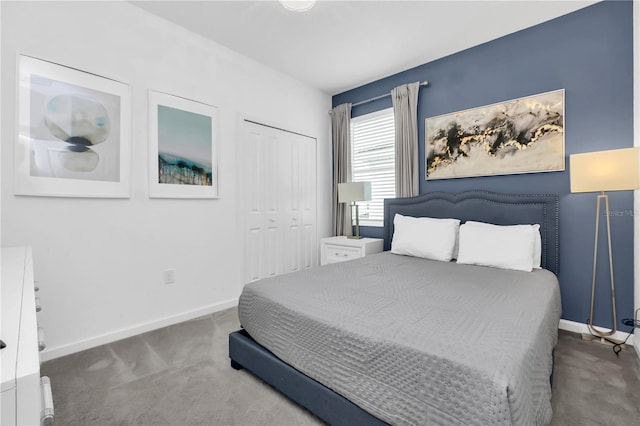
(570, 147, 639, 343)
(338, 182, 372, 239)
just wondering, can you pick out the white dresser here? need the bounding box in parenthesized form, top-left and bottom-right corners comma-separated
(1, 247, 54, 426)
(320, 236, 384, 266)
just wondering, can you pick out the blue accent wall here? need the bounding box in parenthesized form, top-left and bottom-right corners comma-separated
(332, 1, 635, 328)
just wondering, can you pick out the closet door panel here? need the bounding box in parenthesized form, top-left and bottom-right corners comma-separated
(264, 134, 281, 278)
(300, 137, 317, 270)
(244, 129, 264, 283)
(279, 135, 300, 274)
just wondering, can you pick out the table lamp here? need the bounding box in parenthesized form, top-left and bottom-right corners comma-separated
(570, 147, 639, 342)
(338, 182, 372, 239)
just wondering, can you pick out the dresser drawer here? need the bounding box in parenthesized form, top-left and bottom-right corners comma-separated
(323, 244, 362, 264)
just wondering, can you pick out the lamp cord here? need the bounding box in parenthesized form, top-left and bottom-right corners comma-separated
(585, 315, 639, 356)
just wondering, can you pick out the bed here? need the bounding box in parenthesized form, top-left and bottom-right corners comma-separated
(229, 191, 561, 425)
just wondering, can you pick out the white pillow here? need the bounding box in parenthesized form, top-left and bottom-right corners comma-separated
(464, 221, 542, 269)
(391, 214, 460, 262)
(456, 222, 537, 272)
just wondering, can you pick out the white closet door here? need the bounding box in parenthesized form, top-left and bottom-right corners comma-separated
(244, 121, 316, 283)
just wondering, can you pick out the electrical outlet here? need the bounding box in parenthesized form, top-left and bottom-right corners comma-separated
(163, 269, 175, 285)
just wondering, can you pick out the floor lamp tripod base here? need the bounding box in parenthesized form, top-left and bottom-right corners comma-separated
(580, 331, 625, 347)
(580, 192, 624, 347)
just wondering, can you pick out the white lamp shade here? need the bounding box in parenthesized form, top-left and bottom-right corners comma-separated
(570, 147, 640, 193)
(338, 182, 372, 203)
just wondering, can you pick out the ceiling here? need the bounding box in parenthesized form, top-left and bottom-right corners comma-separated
(131, 0, 597, 95)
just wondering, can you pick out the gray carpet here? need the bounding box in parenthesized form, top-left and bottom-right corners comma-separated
(42, 307, 640, 425)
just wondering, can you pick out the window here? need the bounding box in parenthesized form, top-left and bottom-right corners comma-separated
(350, 108, 395, 227)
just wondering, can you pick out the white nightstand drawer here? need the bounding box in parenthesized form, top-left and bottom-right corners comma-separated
(320, 236, 383, 265)
(324, 245, 362, 264)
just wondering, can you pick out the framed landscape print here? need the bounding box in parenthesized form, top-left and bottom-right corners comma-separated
(425, 89, 565, 180)
(148, 90, 219, 198)
(15, 55, 131, 197)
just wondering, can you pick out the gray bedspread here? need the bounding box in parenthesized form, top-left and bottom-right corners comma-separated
(238, 252, 562, 425)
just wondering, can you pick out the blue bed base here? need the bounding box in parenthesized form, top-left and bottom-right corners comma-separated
(229, 329, 389, 425)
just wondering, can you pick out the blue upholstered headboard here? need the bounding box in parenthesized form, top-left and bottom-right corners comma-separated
(383, 191, 560, 275)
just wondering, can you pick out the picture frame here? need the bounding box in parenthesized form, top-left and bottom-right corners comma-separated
(148, 90, 219, 199)
(425, 89, 565, 180)
(15, 55, 131, 197)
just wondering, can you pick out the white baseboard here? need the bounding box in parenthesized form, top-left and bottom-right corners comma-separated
(40, 298, 239, 362)
(559, 319, 634, 347)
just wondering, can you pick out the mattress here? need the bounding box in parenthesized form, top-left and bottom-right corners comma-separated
(238, 252, 562, 425)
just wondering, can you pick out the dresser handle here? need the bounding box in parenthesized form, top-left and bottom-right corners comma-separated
(38, 327, 46, 351)
(40, 376, 54, 426)
(35, 296, 42, 312)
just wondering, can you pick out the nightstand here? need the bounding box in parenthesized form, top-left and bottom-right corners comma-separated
(320, 236, 384, 266)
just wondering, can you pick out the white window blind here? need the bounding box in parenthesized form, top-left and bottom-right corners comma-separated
(350, 108, 395, 227)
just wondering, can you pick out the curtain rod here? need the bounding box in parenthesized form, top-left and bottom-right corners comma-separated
(328, 80, 428, 114)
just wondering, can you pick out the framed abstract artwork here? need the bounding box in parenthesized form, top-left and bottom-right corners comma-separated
(15, 55, 131, 197)
(425, 89, 565, 180)
(148, 91, 219, 199)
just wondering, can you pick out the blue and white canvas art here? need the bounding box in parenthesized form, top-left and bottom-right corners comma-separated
(426, 89, 564, 180)
(28, 76, 121, 182)
(16, 55, 131, 198)
(148, 91, 218, 199)
(157, 105, 212, 187)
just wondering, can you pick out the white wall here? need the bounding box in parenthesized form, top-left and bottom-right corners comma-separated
(0, 1, 332, 360)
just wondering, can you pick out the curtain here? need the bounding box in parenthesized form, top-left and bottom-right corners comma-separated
(392, 82, 420, 198)
(331, 103, 352, 237)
